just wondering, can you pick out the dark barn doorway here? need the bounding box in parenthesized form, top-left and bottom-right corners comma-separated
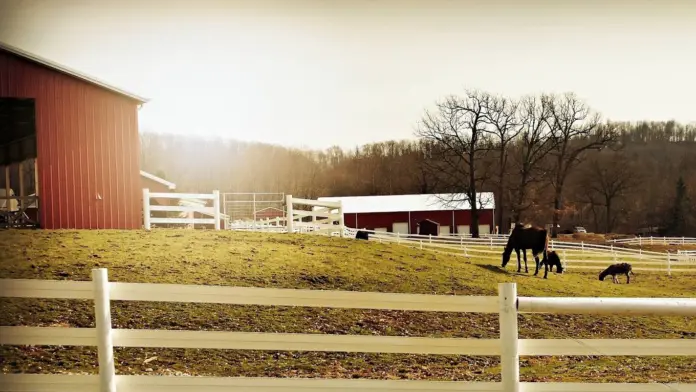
(417, 219, 440, 236)
(1, 97, 39, 228)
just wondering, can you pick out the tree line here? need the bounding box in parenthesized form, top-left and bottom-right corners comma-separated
(141, 90, 696, 237)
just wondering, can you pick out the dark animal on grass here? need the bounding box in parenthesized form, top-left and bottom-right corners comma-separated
(599, 263, 633, 284)
(501, 224, 564, 279)
(355, 230, 370, 240)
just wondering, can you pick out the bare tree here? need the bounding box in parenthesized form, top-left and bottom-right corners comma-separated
(546, 92, 618, 237)
(508, 94, 556, 224)
(415, 90, 493, 238)
(578, 152, 640, 233)
(481, 94, 521, 234)
(411, 140, 435, 194)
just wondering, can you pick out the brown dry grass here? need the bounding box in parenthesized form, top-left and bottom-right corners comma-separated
(0, 229, 694, 382)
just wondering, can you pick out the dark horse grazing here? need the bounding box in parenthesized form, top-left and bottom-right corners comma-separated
(599, 263, 633, 284)
(355, 230, 370, 240)
(501, 224, 564, 279)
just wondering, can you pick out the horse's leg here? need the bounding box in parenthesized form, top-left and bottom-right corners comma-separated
(515, 249, 521, 273)
(523, 250, 529, 273)
(543, 258, 549, 279)
(626, 272, 630, 284)
(533, 252, 540, 276)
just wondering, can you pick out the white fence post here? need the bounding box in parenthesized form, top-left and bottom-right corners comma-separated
(92, 268, 116, 392)
(499, 282, 519, 392)
(338, 201, 345, 238)
(285, 195, 294, 234)
(489, 236, 493, 248)
(667, 251, 672, 276)
(213, 190, 221, 230)
(562, 249, 567, 271)
(143, 188, 151, 230)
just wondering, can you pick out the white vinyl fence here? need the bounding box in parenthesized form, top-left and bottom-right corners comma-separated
(229, 195, 346, 237)
(230, 195, 345, 237)
(287, 194, 344, 237)
(679, 250, 696, 262)
(227, 203, 694, 275)
(351, 229, 696, 275)
(611, 236, 696, 245)
(1, 270, 695, 392)
(142, 188, 222, 230)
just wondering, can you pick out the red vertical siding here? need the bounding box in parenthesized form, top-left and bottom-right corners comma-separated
(0, 49, 142, 229)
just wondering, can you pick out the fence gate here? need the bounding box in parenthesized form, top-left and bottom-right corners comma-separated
(286, 194, 344, 237)
(142, 189, 221, 230)
(222, 192, 285, 224)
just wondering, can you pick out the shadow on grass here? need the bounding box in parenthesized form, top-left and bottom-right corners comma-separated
(474, 263, 535, 277)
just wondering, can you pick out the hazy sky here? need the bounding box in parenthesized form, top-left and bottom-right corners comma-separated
(1, 0, 695, 149)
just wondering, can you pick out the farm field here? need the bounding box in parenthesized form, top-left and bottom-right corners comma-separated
(0, 229, 695, 383)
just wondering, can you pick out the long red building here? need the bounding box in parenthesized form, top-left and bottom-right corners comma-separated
(1, 42, 147, 229)
(318, 193, 496, 235)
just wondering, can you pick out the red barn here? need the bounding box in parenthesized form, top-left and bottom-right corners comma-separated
(1, 42, 147, 229)
(318, 193, 496, 235)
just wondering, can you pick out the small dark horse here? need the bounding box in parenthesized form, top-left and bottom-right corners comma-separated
(501, 224, 563, 279)
(355, 230, 370, 240)
(599, 263, 633, 284)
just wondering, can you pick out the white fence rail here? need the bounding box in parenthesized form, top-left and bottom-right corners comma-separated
(227, 219, 696, 275)
(611, 236, 696, 245)
(285, 194, 345, 237)
(142, 188, 222, 230)
(1, 270, 695, 392)
(351, 229, 696, 275)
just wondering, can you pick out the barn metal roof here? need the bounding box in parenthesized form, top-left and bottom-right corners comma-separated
(317, 193, 495, 214)
(0, 41, 148, 103)
(140, 171, 176, 190)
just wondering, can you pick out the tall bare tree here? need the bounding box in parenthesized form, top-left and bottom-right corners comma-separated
(578, 152, 640, 233)
(508, 94, 556, 224)
(414, 90, 493, 238)
(481, 94, 521, 234)
(545, 92, 618, 237)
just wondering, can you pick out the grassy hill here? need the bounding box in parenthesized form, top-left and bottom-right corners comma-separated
(0, 230, 694, 382)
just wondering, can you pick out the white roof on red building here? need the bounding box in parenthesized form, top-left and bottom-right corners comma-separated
(317, 193, 495, 214)
(140, 170, 176, 190)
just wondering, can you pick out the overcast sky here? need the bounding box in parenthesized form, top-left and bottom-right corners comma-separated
(1, 0, 695, 149)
